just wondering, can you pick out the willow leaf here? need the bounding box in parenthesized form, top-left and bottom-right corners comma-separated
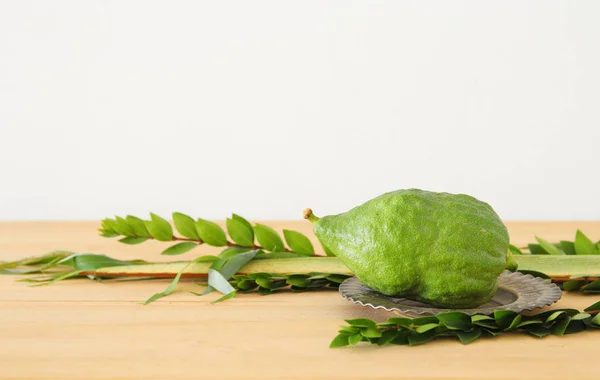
(142, 256, 205, 305)
(535, 237, 565, 255)
(575, 230, 599, 255)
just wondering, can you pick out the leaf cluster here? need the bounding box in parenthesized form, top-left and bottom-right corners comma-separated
(511, 230, 600, 256)
(230, 273, 351, 295)
(331, 305, 600, 348)
(0, 252, 146, 285)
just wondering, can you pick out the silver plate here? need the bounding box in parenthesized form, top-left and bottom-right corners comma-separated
(339, 271, 562, 316)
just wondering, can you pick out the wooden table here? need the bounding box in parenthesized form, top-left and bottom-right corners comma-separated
(1, 221, 599, 380)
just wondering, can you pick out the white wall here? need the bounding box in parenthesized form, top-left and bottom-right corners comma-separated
(1, 1, 598, 221)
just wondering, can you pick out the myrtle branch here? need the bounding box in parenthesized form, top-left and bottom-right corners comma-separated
(99, 212, 321, 256)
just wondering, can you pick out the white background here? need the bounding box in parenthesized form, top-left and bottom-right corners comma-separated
(1, 1, 598, 221)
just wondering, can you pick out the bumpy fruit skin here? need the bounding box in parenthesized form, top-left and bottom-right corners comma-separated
(313, 189, 510, 308)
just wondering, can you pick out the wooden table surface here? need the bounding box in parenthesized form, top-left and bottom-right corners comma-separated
(1, 221, 599, 380)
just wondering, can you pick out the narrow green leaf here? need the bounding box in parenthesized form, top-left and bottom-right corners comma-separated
(571, 313, 591, 321)
(161, 242, 198, 256)
(226, 218, 254, 246)
(254, 224, 284, 252)
(113, 216, 134, 236)
(506, 315, 523, 331)
(59, 253, 136, 271)
(575, 230, 599, 255)
(195, 219, 227, 246)
(407, 330, 437, 346)
(471, 315, 498, 329)
(346, 319, 376, 328)
(253, 252, 296, 259)
(118, 236, 149, 245)
(144, 213, 173, 241)
(196, 255, 220, 263)
(330, 334, 350, 348)
(536, 309, 579, 320)
(29, 270, 82, 287)
(562, 280, 587, 291)
(471, 315, 495, 323)
(552, 316, 571, 335)
(436, 312, 472, 331)
(348, 333, 363, 345)
(283, 230, 314, 255)
(528, 244, 548, 255)
(482, 328, 501, 337)
(99, 230, 119, 238)
(142, 257, 201, 304)
(415, 323, 439, 333)
(525, 324, 552, 338)
(101, 218, 117, 234)
(325, 274, 351, 284)
(456, 329, 482, 344)
(584, 301, 600, 312)
(126, 215, 149, 237)
(546, 311, 567, 323)
(231, 214, 254, 240)
(515, 320, 543, 328)
(535, 236, 565, 255)
(582, 279, 600, 292)
(219, 247, 250, 258)
(494, 310, 519, 329)
(509, 244, 523, 255)
(218, 250, 259, 279)
(211, 290, 236, 304)
(235, 280, 258, 291)
(173, 212, 199, 240)
(208, 269, 235, 295)
(560, 241, 576, 255)
(105, 218, 127, 236)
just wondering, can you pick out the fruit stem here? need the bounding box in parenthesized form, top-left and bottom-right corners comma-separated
(303, 208, 320, 223)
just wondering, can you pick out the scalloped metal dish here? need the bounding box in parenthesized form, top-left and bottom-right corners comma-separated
(339, 271, 562, 316)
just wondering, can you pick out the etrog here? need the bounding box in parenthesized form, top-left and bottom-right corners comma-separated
(304, 189, 511, 308)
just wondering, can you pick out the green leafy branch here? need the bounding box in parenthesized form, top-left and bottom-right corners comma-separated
(99, 213, 325, 257)
(230, 272, 351, 295)
(331, 302, 600, 348)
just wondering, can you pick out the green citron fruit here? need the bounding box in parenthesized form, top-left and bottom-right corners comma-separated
(304, 189, 513, 308)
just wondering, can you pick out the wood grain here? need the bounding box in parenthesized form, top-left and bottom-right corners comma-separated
(1, 221, 599, 380)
